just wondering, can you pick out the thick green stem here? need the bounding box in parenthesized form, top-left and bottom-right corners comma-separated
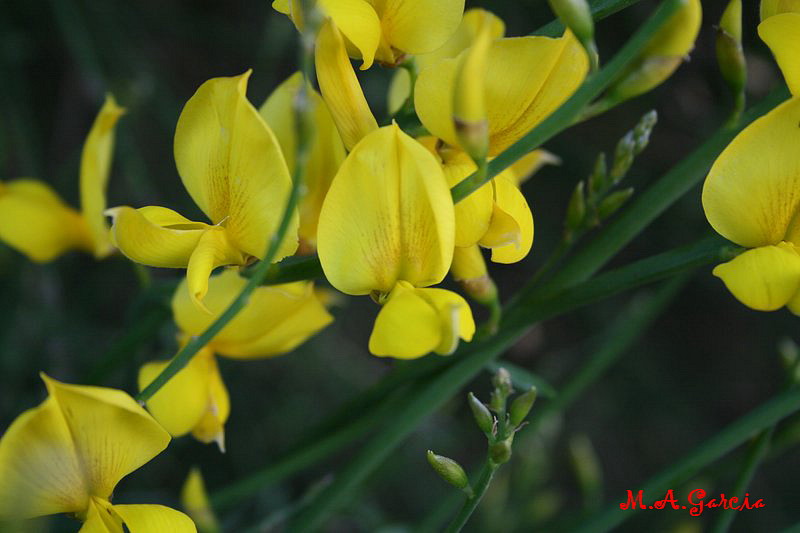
(444, 462, 497, 533)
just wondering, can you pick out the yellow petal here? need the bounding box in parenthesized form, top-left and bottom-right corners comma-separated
(0, 179, 92, 262)
(186, 229, 245, 309)
(416, 31, 589, 156)
(107, 206, 209, 268)
(320, 0, 382, 69)
(758, 13, 800, 95)
(259, 72, 346, 247)
(172, 270, 332, 357)
(368, 282, 474, 358)
(138, 348, 216, 437)
(642, 0, 702, 58)
(713, 243, 800, 311)
(190, 357, 229, 450)
(388, 68, 411, 116)
(703, 97, 800, 248)
(80, 94, 125, 258)
(442, 154, 493, 248)
(507, 149, 561, 186)
(317, 124, 455, 294)
(760, 0, 800, 19)
(273, 0, 290, 14)
(181, 468, 219, 533)
(41, 375, 171, 501)
(451, 244, 488, 282)
(369, 0, 465, 56)
(174, 71, 298, 260)
(315, 20, 379, 151)
(482, 175, 534, 264)
(111, 504, 197, 533)
(79, 498, 123, 533)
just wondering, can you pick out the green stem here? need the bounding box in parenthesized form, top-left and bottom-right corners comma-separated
(451, 0, 686, 204)
(444, 462, 497, 533)
(136, 17, 318, 404)
(534, 0, 643, 37)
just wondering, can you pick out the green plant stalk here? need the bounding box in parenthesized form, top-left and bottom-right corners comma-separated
(444, 462, 497, 533)
(572, 387, 800, 533)
(136, 20, 317, 404)
(535, 0, 643, 37)
(450, 0, 685, 204)
(286, 238, 731, 531)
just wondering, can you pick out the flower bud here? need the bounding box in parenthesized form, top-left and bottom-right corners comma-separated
(588, 152, 608, 197)
(490, 438, 513, 465)
(427, 450, 471, 491)
(548, 0, 598, 70)
(453, 25, 492, 163)
(492, 367, 513, 396)
(716, 0, 746, 96)
(452, 245, 498, 305)
(566, 181, 586, 232)
(598, 188, 634, 220)
(468, 392, 495, 434)
(509, 386, 538, 427)
(181, 467, 220, 533)
(632, 110, 658, 155)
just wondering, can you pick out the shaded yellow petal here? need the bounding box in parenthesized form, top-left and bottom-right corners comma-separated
(79, 94, 125, 258)
(181, 468, 219, 533)
(111, 504, 197, 533)
(642, 0, 702, 57)
(369, 0, 464, 56)
(174, 71, 297, 260)
(760, 0, 800, 19)
(138, 348, 215, 437)
(172, 270, 332, 357)
(482, 175, 534, 264)
(79, 498, 123, 533)
(190, 357, 229, 450)
(368, 282, 474, 358)
(507, 149, 561, 186)
(0, 179, 92, 262)
(186, 229, 245, 309)
(758, 13, 800, 95)
(317, 124, 455, 294)
(703, 97, 800, 248)
(320, 0, 382, 69)
(273, 0, 290, 14)
(41, 375, 170, 501)
(107, 206, 208, 268)
(442, 154, 493, 248)
(259, 72, 346, 247)
(713, 243, 800, 311)
(387, 68, 411, 116)
(416, 31, 589, 155)
(316, 20, 379, 151)
(451, 244, 488, 282)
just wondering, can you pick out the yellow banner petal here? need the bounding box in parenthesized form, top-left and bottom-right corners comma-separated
(80, 94, 125, 258)
(0, 179, 92, 262)
(107, 206, 208, 268)
(758, 13, 800, 95)
(369, 0, 464, 56)
(317, 124, 455, 294)
(315, 20, 379, 151)
(41, 375, 171, 501)
(111, 504, 197, 533)
(703, 97, 800, 248)
(713, 243, 800, 311)
(138, 348, 215, 437)
(173, 71, 297, 260)
(760, 0, 800, 19)
(484, 175, 534, 264)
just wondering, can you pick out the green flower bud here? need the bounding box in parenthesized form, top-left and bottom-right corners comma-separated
(509, 387, 538, 427)
(468, 392, 495, 434)
(633, 110, 658, 155)
(566, 181, 587, 232)
(427, 450, 470, 491)
(490, 438, 513, 465)
(547, 0, 599, 70)
(588, 152, 608, 197)
(492, 367, 513, 396)
(716, 0, 746, 95)
(598, 188, 634, 220)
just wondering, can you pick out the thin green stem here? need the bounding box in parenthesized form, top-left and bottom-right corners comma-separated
(451, 0, 685, 204)
(535, 0, 643, 37)
(136, 17, 318, 404)
(444, 462, 497, 533)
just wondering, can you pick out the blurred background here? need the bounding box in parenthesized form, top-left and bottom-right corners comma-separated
(1, 0, 799, 531)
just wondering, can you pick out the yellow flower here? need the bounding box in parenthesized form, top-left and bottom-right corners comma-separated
(138, 270, 332, 448)
(181, 468, 219, 533)
(415, 29, 589, 157)
(0, 374, 195, 532)
(317, 124, 474, 358)
(260, 72, 346, 250)
(108, 71, 298, 310)
(760, 0, 800, 20)
(274, 0, 465, 68)
(703, 17, 800, 312)
(0, 96, 123, 262)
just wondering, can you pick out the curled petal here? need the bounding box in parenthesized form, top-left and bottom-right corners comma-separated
(371, 0, 465, 57)
(713, 243, 800, 311)
(186, 229, 245, 310)
(759, 13, 800, 95)
(80, 94, 125, 258)
(174, 71, 297, 260)
(111, 504, 197, 533)
(0, 179, 92, 262)
(482, 175, 534, 264)
(320, 0, 382, 69)
(369, 282, 474, 358)
(703, 97, 800, 248)
(317, 124, 455, 294)
(316, 20, 379, 150)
